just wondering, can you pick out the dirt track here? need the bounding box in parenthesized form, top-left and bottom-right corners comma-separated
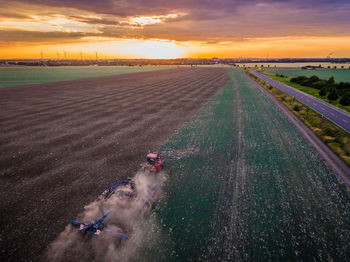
(0, 67, 229, 261)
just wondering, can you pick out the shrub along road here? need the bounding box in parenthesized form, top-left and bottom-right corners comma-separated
(251, 70, 350, 132)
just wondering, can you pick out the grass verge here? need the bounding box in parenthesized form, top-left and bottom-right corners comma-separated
(247, 71, 350, 167)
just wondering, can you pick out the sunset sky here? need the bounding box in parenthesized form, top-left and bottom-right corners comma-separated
(0, 0, 350, 59)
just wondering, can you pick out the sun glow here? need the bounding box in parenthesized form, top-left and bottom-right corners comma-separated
(122, 40, 183, 59)
(1, 36, 350, 59)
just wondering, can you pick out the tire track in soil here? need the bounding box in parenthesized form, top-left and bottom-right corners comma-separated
(207, 75, 249, 261)
(0, 67, 229, 261)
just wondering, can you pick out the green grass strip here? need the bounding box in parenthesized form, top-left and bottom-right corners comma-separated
(137, 68, 350, 261)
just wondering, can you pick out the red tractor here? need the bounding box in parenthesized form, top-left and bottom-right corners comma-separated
(141, 153, 163, 173)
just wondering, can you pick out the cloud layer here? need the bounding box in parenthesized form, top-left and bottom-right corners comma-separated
(0, 0, 349, 57)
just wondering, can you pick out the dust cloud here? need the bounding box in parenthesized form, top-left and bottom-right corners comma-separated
(46, 170, 168, 262)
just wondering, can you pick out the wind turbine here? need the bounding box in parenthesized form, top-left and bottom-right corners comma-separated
(326, 52, 334, 59)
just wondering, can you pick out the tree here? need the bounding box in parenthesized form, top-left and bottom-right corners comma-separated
(327, 76, 335, 85)
(309, 75, 320, 83)
(328, 88, 339, 100)
(312, 80, 327, 89)
(319, 87, 327, 97)
(291, 75, 307, 84)
(337, 81, 350, 96)
(340, 92, 350, 106)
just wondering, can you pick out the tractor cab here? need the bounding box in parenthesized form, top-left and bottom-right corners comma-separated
(147, 153, 158, 165)
(143, 153, 163, 173)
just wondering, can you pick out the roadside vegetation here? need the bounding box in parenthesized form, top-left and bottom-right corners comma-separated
(247, 71, 350, 167)
(268, 74, 350, 113)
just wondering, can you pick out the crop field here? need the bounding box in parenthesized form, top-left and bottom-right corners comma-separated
(0, 68, 229, 261)
(264, 68, 350, 82)
(2, 67, 350, 262)
(133, 69, 350, 261)
(0, 66, 171, 88)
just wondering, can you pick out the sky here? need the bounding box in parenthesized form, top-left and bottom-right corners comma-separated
(0, 0, 350, 59)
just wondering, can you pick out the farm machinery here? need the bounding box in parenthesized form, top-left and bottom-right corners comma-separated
(140, 153, 163, 174)
(97, 152, 162, 200)
(69, 209, 129, 239)
(70, 152, 163, 239)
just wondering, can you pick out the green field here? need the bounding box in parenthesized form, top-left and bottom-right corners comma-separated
(136, 68, 350, 261)
(264, 68, 350, 82)
(0, 66, 171, 88)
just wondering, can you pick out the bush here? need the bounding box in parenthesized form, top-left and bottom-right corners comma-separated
(340, 92, 350, 106)
(325, 128, 335, 137)
(293, 105, 300, 111)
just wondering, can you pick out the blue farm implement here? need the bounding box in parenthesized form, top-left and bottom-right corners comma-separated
(100, 179, 135, 200)
(69, 209, 128, 239)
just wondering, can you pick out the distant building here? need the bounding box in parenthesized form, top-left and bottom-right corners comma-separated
(212, 57, 219, 64)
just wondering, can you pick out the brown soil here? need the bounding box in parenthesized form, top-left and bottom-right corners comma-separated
(0, 68, 229, 261)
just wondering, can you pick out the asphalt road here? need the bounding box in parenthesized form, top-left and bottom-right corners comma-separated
(251, 70, 350, 133)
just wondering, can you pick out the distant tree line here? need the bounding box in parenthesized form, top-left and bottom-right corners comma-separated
(288, 75, 350, 106)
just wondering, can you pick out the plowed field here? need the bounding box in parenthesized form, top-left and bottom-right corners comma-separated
(0, 68, 229, 261)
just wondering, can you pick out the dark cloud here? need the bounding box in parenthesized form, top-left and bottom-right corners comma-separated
(10, 0, 168, 17)
(69, 16, 120, 25)
(0, 30, 94, 44)
(9, 0, 350, 17)
(0, 11, 30, 19)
